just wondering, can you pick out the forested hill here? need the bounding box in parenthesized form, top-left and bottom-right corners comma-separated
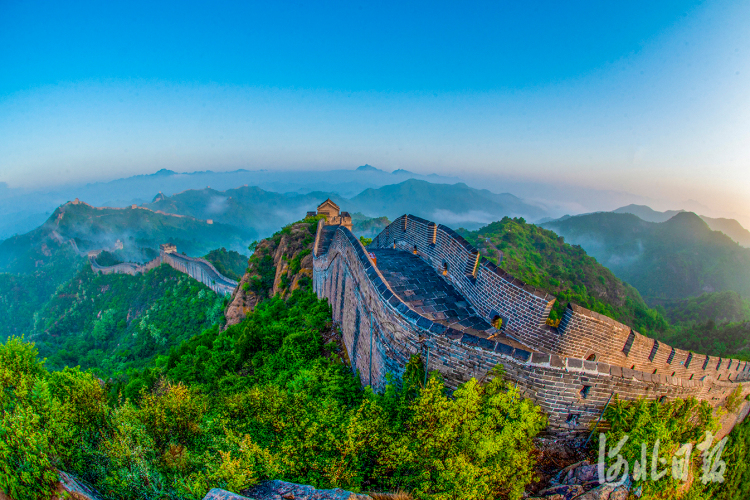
(0, 201, 250, 274)
(458, 217, 668, 335)
(23, 263, 225, 376)
(541, 211, 750, 300)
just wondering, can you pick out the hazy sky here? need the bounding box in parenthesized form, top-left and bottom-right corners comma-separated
(1, 0, 749, 217)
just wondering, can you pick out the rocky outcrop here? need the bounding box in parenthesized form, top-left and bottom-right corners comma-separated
(0, 471, 103, 500)
(530, 461, 632, 500)
(202, 481, 372, 500)
(245, 480, 372, 500)
(225, 219, 317, 326)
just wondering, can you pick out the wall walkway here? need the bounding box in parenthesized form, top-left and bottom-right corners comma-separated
(313, 216, 750, 437)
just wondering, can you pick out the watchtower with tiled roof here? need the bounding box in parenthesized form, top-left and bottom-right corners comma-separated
(315, 198, 352, 230)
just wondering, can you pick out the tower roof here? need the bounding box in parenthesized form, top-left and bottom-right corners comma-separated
(317, 198, 340, 211)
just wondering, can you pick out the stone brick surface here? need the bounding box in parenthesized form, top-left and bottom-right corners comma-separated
(314, 215, 750, 437)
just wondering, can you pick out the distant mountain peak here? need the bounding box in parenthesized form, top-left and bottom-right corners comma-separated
(152, 169, 177, 176)
(612, 204, 685, 223)
(356, 164, 381, 172)
(392, 168, 414, 175)
(152, 192, 168, 203)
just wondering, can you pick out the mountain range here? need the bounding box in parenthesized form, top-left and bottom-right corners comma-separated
(0, 166, 461, 240)
(613, 204, 750, 247)
(0, 201, 250, 274)
(143, 178, 546, 236)
(541, 211, 750, 301)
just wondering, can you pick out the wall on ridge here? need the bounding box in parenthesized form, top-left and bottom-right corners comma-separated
(313, 223, 750, 437)
(556, 304, 750, 385)
(370, 215, 750, 385)
(370, 215, 558, 351)
(91, 251, 238, 296)
(161, 252, 237, 296)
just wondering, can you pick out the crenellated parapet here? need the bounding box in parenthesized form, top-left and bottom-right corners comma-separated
(314, 212, 750, 437)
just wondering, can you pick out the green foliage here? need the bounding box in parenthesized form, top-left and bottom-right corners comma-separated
(248, 254, 276, 295)
(0, 337, 64, 499)
(375, 370, 547, 500)
(0, 248, 84, 341)
(699, 414, 750, 500)
(34, 264, 224, 376)
(595, 395, 721, 499)
(287, 249, 311, 276)
(460, 217, 668, 333)
(359, 236, 373, 247)
(649, 291, 750, 360)
(94, 250, 125, 267)
(0, 290, 548, 500)
(203, 248, 249, 281)
(656, 291, 750, 326)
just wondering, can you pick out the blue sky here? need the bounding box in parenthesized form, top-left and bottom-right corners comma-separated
(1, 0, 749, 217)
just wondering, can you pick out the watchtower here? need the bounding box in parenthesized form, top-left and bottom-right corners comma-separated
(315, 198, 352, 230)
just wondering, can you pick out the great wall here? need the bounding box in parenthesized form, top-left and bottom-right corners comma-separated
(312, 206, 750, 438)
(89, 243, 238, 296)
(49, 199, 238, 295)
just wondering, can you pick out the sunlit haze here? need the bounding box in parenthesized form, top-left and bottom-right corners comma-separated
(1, 0, 749, 221)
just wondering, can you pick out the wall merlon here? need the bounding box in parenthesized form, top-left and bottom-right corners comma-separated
(317, 212, 750, 437)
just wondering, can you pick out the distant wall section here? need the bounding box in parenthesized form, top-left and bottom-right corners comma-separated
(90, 248, 238, 296)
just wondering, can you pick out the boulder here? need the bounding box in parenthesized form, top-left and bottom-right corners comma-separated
(203, 490, 252, 500)
(563, 464, 599, 486)
(241, 480, 373, 500)
(536, 484, 584, 500)
(571, 477, 631, 500)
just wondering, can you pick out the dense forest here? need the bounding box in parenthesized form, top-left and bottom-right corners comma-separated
(203, 248, 249, 281)
(2, 288, 749, 500)
(542, 211, 750, 300)
(0, 247, 84, 340)
(31, 264, 225, 376)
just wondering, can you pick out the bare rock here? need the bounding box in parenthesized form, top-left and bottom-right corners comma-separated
(572, 477, 631, 500)
(225, 220, 319, 326)
(563, 464, 599, 486)
(203, 489, 252, 500)
(242, 480, 373, 500)
(225, 273, 262, 325)
(57, 471, 102, 500)
(536, 484, 584, 500)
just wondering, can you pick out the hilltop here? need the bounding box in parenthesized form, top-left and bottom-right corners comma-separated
(0, 200, 250, 274)
(349, 179, 547, 226)
(541, 211, 750, 300)
(613, 204, 750, 247)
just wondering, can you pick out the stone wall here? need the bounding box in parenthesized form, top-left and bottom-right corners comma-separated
(161, 252, 238, 296)
(91, 250, 238, 296)
(315, 218, 750, 437)
(371, 215, 558, 351)
(370, 215, 750, 384)
(555, 304, 750, 385)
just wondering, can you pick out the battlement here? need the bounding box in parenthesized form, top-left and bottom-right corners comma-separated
(313, 211, 750, 436)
